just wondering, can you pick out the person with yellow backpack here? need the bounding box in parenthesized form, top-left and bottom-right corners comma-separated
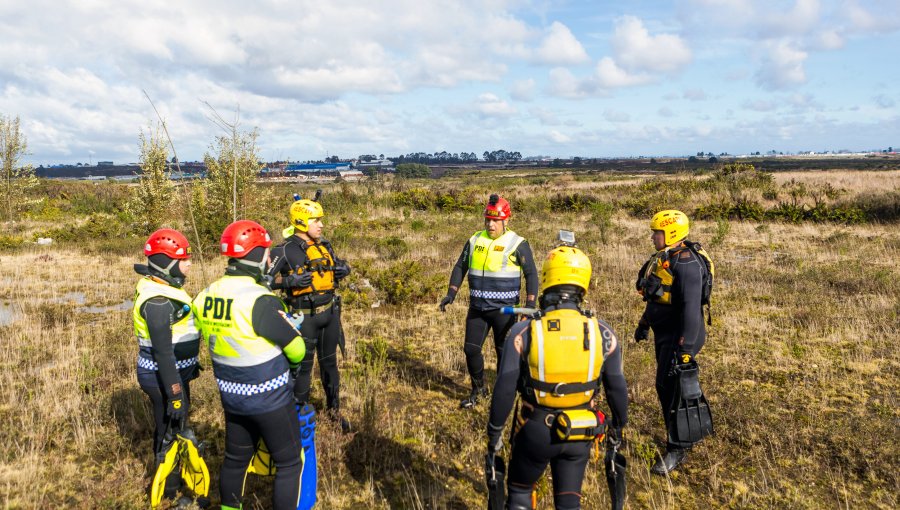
(635, 210, 714, 475)
(267, 193, 352, 433)
(486, 233, 629, 510)
(440, 194, 539, 409)
(193, 220, 307, 510)
(132, 228, 210, 508)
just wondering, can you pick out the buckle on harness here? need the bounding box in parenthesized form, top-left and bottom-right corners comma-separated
(552, 382, 567, 397)
(544, 413, 556, 428)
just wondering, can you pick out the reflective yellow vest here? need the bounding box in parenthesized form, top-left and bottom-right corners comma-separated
(193, 275, 294, 414)
(467, 229, 525, 307)
(133, 277, 199, 350)
(193, 275, 285, 369)
(526, 308, 606, 408)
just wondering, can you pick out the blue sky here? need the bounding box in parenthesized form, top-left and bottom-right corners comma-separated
(1, 0, 898, 165)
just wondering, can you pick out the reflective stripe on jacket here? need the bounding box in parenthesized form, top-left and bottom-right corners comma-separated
(193, 275, 292, 415)
(467, 229, 525, 309)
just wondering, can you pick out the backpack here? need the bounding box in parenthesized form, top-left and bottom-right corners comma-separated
(682, 240, 715, 325)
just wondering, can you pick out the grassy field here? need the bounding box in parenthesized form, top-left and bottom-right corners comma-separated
(1, 166, 898, 509)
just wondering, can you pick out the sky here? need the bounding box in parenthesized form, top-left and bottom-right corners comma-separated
(1, 0, 899, 165)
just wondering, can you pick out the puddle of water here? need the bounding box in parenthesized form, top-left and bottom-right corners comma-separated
(78, 299, 134, 314)
(60, 292, 87, 305)
(0, 302, 21, 326)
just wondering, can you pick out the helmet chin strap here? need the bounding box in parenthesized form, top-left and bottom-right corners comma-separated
(146, 258, 184, 287)
(148, 257, 177, 276)
(235, 257, 268, 273)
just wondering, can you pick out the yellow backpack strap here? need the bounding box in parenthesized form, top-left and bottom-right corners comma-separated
(585, 317, 598, 397)
(531, 318, 546, 399)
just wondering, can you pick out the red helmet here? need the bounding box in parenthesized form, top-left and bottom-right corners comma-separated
(220, 220, 272, 258)
(144, 229, 191, 259)
(484, 194, 511, 220)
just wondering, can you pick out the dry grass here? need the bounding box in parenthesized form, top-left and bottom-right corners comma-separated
(0, 169, 898, 509)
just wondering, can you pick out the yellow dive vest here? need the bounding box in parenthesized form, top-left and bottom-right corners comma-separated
(639, 250, 675, 305)
(526, 308, 605, 409)
(289, 239, 335, 297)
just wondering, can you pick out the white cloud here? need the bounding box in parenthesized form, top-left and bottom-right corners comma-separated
(530, 107, 561, 125)
(547, 67, 589, 99)
(611, 16, 692, 74)
(658, 106, 675, 117)
(474, 93, 518, 118)
(549, 130, 572, 143)
(743, 99, 779, 112)
(683, 88, 708, 101)
(534, 22, 590, 65)
(755, 40, 807, 89)
(873, 94, 896, 109)
(603, 109, 631, 123)
(510, 79, 536, 101)
(843, 0, 900, 33)
(594, 57, 654, 88)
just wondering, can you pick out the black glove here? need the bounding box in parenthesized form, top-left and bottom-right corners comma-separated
(439, 293, 456, 312)
(525, 299, 536, 309)
(676, 352, 693, 365)
(284, 271, 313, 288)
(333, 260, 351, 280)
(167, 394, 187, 423)
(633, 323, 650, 342)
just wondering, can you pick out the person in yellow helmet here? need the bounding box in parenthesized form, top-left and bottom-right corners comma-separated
(635, 210, 713, 475)
(193, 220, 307, 510)
(440, 194, 539, 409)
(486, 233, 628, 510)
(268, 193, 352, 432)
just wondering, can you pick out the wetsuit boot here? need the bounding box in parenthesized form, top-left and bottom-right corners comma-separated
(650, 448, 687, 475)
(459, 379, 487, 409)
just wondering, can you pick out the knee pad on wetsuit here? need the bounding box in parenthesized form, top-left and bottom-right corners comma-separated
(553, 495, 581, 510)
(508, 489, 535, 510)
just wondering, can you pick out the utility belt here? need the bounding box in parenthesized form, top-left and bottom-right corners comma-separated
(290, 293, 335, 315)
(520, 401, 606, 442)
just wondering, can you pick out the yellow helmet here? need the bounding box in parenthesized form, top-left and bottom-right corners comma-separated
(540, 246, 592, 295)
(650, 209, 689, 246)
(289, 199, 324, 232)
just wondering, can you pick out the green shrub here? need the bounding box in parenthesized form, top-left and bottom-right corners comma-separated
(850, 191, 900, 222)
(395, 163, 432, 179)
(376, 236, 410, 258)
(369, 260, 443, 305)
(37, 213, 130, 242)
(0, 234, 25, 250)
(550, 193, 597, 212)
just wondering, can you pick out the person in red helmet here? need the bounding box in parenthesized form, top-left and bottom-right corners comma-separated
(132, 228, 201, 502)
(193, 220, 307, 510)
(440, 194, 539, 408)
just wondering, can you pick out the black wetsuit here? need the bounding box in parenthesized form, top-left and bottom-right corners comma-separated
(137, 296, 200, 451)
(268, 235, 348, 410)
(639, 245, 706, 450)
(487, 302, 629, 510)
(217, 265, 306, 510)
(448, 237, 538, 386)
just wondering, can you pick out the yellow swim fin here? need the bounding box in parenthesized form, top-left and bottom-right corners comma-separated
(247, 438, 277, 476)
(178, 429, 210, 498)
(150, 437, 180, 509)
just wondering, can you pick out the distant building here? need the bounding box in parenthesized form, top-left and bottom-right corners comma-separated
(97, 161, 114, 167)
